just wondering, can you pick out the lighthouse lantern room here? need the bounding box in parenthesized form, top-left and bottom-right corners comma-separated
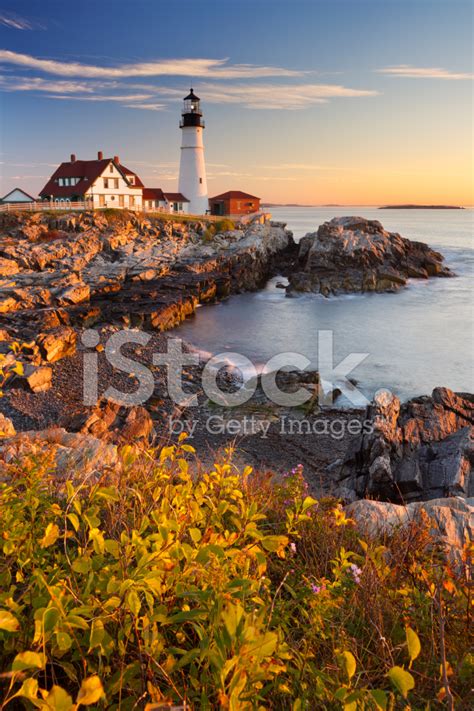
(178, 89, 209, 215)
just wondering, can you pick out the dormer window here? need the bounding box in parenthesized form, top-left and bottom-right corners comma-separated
(129, 175, 134, 184)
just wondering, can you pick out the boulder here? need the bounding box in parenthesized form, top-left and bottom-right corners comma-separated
(287, 216, 452, 296)
(0, 413, 16, 438)
(346, 497, 473, 562)
(0, 427, 119, 481)
(14, 364, 53, 393)
(37, 327, 77, 363)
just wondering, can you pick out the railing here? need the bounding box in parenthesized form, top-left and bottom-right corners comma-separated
(0, 202, 271, 224)
(0, 201, 90, 213)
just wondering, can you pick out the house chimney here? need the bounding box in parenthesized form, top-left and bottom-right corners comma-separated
(70, 153, 76, 163)
(97, 151, 103, 160)
(114, 155, 120, 165)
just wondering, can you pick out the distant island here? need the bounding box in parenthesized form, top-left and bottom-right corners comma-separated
(379, 204, 464, 210)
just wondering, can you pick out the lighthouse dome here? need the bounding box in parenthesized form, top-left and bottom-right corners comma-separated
(184, 88, 200, 102)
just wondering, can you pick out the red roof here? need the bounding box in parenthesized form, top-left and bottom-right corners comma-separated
(39, 158, 143, 198)
(209, 190, 260, 201)
(143, 187, 166, 201)
(164, 192, 189, 202)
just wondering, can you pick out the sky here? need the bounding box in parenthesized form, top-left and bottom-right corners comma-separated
(0, 0, 472, 205)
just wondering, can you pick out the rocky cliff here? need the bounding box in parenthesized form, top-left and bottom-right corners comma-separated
(0, 210, 296, 373)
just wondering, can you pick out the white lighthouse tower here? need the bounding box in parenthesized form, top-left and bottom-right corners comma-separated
(178, 89, 208, 215)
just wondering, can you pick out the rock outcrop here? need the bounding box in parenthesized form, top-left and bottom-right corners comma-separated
(287, 216, 452, 296)
(0, 427, 119, 482)
(334, 387, 474, 502)
(0, 211, 296, 371)
(346, 497, 473, 562)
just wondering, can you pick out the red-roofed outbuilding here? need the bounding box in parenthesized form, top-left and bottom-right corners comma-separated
(209, 190, 260, 216)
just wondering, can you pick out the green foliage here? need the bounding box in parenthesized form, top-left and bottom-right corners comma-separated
(0, 442, 471, 709)
(214, 218, 235, 233)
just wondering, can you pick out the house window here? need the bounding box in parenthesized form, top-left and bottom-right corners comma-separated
(119, 195, 124, 207)
(99, 195, 105, 207)
(129, 175, 134, 184)
(130, 195, 135, 207)
(113, 178, 119, 189)
(109, 164, 114, 173)
(199, 178, 202, 184)
(103, 178, 109, 189)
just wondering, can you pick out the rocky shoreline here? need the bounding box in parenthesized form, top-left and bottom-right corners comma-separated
(0, 210, 471, 556)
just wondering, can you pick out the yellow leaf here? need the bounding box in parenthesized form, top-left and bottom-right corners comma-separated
(405, 627, 421, 663)
(388, 666, 415, 698)
(76, 676, 104, 705)
(339, 650, 357, 681)
(40, 523, 60, 548)
(0, 609, 19, 632)
(12, 651, 46, 671)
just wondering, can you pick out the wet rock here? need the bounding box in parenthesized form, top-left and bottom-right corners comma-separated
(287, 216, 453, 296)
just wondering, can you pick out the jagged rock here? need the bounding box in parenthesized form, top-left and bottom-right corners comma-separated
(336, 387, 474, 502)
(0, 211, 295, 339)
(66, 399, 155, 444)
(37, 327, 77, 363)
(0, 413, 16, 437)
(57, 281, 91, 305)
(287, 216, 452, 296)
(346, 497, 473, 562)
(14, 364, 52, 393)
(0, 296, 17, 314)
(0, 427, 119, 480)
(0, 257, 19, 276)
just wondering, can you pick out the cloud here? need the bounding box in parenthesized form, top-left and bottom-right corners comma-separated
(0, 12, 44, 30)
(0, 50, 303, 79)
(377, 64, 473, 80)
(46, 93, 155, 102)
(0, 75, 103, 93)
(123, 103, 166, 111)
(166, 82, 379, 109)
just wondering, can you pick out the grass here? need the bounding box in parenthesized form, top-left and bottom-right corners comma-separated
(0, 438, 471, 710)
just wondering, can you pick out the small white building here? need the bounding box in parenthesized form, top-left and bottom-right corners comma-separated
(142, 188, 190, 213)
(39, 152, 143, 209)
(1, 187, 36, 204)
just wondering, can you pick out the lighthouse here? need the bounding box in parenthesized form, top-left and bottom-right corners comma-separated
(178, 89, 208, 215)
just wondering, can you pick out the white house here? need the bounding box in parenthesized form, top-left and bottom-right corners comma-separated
(39, 152, 143, 209)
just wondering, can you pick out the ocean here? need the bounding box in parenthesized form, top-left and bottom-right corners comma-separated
(176, 207, 474, 406)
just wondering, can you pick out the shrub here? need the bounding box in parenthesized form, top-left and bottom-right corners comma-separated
(214, 218, 235, 233)
(0, 443, 471, 709)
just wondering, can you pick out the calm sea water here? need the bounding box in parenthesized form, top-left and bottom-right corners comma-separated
(176, 207, 474, 405)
